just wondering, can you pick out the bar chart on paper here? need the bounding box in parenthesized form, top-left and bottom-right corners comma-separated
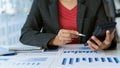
(61, 45, 105, 56)
(63, 50, 98, 54)
(61, 57, 120, 65)
(0, 45, 120, 68)
(0, 56, 56, 68)
(51, 56, 120, 68)
(51, 45, 120, 68)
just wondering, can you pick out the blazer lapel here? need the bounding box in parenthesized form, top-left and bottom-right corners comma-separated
(49, 0, 60, 33)
(77, 0, 87, 42)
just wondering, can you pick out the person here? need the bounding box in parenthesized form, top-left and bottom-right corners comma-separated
(20, 0, 117, 50)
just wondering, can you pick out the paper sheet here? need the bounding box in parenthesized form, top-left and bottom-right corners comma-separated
(0, 56, 56, 68)
(0, 44, 120, 68)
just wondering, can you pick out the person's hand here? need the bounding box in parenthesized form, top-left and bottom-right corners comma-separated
(87, 29, 115, 50)
(49, 29, 79, 46)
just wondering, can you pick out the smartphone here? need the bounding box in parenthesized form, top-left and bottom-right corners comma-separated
(85, 22, 116, 46)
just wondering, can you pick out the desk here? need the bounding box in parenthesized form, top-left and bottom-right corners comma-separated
(0, 44, 120, 68)
(104, 43, 120, 56)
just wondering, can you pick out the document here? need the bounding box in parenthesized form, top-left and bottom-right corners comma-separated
(0, 56, 56, 68)
(61, 44, 105, 56)
(51, 44, 120, 68)
(0, 44, 120, 68)
(51, 56, 120, 68)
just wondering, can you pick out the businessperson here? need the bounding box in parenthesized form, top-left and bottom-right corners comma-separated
(20, 0, 117, 50)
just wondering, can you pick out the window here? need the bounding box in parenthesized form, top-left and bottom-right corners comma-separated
(0, 0, 33, 45)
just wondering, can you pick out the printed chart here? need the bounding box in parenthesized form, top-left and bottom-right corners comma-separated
(52, 56, 120, 68)
(61, 45, 105, 56)
(51, 45, 120, 68)
(0, 56, 56, 68)
(0, 44, 120, 68)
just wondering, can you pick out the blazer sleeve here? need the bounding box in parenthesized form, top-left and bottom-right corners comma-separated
(20, 0, 58, 49)
(95, 1, 117, 49)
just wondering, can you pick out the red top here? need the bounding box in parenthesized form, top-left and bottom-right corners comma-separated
(58, 1, 78, 44)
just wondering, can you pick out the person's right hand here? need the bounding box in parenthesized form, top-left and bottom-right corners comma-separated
(49, 29, 79, 46)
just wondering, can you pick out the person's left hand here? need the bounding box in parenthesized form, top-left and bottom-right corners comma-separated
(87, 29, 115, 50)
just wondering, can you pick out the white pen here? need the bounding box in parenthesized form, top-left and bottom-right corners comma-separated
(78, 33, 86, 37)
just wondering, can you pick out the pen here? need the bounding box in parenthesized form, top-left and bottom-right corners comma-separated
(13, 48, 45, 53)
(78, 33, 86, 37)
(0, 52, 16, 56)
(8, 46, 43, 51)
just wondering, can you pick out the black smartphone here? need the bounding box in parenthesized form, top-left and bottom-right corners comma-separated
(85, 22, 116, 46)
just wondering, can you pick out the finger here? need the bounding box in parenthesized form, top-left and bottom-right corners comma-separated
(56, 40, 70, 46)
(87, 41, 96, 50)
(61, 30, 78, 38)
(104, 30, 111, 45)
(91, 36, 102, 46)
(69, 30, 79, 35)
(88, 40, 102, 50)
(69, 30, 79, 38)
(60, 29, 77, 34)
(58, 30, 72, 39)
(61, 33, 72, 38)
(105, 30, 110, 41)
(59, 29, 71, 34)
(58, 36, 72, 42)
(62, 34, 78, 40)
(62, 37, 72, 41)
(59, 38, 72, 44)
(71, 34, 78, 38)
(64, 40, 72, 44)
(106, 29, 115, 40)
(106, 29, 115, 42)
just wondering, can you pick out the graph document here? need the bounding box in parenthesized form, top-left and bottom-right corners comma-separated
(0, 44, 120, 68)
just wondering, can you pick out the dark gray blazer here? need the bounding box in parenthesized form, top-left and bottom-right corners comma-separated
(20, 0, 117, 49)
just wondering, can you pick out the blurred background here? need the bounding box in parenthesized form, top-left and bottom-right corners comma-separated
(0, 0, 120, 46)
(0, 0, 33, 45)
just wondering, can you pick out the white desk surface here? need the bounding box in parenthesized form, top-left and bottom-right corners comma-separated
(104, 43, 120, 56)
